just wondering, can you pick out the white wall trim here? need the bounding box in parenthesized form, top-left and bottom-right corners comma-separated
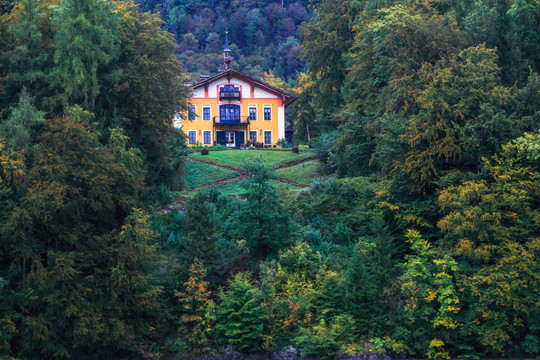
(278, 106, 285, 141)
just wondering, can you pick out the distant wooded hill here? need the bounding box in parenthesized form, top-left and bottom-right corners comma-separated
(135, 0, 310, 81)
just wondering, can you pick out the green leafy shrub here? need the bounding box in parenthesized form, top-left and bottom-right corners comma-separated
(278, 138, 289, 148)
(292, 146, 299, 153)
(201, 148, 209, 155)
(254, 142, 263, 148)
(294, 314, 356, 358)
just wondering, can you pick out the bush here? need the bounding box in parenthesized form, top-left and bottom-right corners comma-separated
(292, 146, 299, 154)
(254, 142, 263, 148)
(278, 138, 289, 148)
(294, 314, 356, 358)
(201, 148, 209, 155)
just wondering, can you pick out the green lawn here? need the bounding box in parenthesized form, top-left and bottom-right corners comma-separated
(183, 160, 239, 189)
(274, 160, 320, 186)
(189, 149, 314, 170)
(202, 179, 301, 195)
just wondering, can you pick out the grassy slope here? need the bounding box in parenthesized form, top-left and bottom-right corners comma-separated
(204, 179, 300, 195)
(183, 160, 239, 189)
(189, 149, 313, 170)
(274, 160, 320, 186)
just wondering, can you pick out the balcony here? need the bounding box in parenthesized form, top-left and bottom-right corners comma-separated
(219, 90, 241, 100)
(213, 116, 250, 126)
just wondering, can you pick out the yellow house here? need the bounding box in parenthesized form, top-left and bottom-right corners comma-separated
(174, 37, 297, 147)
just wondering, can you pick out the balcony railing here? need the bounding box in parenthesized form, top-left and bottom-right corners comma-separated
(219, 90, 241, 100)
(213, 116, 250, 126)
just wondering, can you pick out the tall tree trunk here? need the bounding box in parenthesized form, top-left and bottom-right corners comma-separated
(306, 122, 311, 143)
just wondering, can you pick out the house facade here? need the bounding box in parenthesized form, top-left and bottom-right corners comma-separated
(175, 37, 297, 147)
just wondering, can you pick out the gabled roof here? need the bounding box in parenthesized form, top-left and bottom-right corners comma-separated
(191, 69, 298, 107)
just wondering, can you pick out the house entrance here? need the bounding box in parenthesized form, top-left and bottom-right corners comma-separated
(225, 132, 235, 147)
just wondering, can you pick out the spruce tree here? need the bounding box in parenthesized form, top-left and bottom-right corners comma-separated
(176, 258, 215, 353)
(216, 272, 265, 354)
(182, 191, 222, 287)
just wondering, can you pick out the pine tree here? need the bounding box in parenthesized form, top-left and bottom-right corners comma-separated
(176, 258, 215, 353)
(182, 191, 222, 287)
(216, 272, 265, 354)
(0, 88, 45, 153)
(48, 0, 119, 110)
(0, 107, 157, 358)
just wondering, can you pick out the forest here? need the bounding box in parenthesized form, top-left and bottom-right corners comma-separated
(133, 0, 310, 81)
(0, 0, 539, 359)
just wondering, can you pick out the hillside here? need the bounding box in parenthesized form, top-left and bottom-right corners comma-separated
(182, 149, 318, 195)
(135, 0, 310, 81)
(0, 0, 538, 359)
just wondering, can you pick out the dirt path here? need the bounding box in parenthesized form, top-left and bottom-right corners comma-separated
(275, 156, 316, 169)
(277, 178, 309, 188)
(184, 155, 316, 193)
(187, 157, 249, 175)
(153, 156, 314, 213)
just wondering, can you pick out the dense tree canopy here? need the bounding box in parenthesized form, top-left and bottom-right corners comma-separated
(0, 0, 538, 358)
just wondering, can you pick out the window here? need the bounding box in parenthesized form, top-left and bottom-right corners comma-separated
(264, 131, 272, 145)
(188, 105, 196, 121)
(188, 131, 196, 144)
(203, 107, 211, 121)
(263, 107, 271, 121)
(203, 131, 211, 145)
(219, 84, 241, 100)
(219, 104, 240, 122)
(249, 131, 257, 143)
(248, 107, 257, 121)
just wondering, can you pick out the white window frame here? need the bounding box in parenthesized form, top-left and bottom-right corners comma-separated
(248, 105, 257, 121)
(249, 130, 257, 143)
(188, 130, 197, 145)
(202, 106, 211, 121)
(264, 130, 272, 145)
(203, 130, 211, 145)
(263, 106, 272, 121)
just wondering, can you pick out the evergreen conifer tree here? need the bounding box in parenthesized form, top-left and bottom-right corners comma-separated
(216, 272, 265, 354)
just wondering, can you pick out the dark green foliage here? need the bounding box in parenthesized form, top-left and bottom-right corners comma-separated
(291, 146, 299, 153)
(1, 108, 161, 358)
(48, 0, 119, 111)
(182, 191, 223, 287)
(216, 272, 265, 354)
(201, 148, 209, 155)
(1, 0, 539, 358)
(397, 45, 522, 192)
(138, 0, 309, 81)
(0, 88, 45, 153)
(344, 231, 401, 338)
(223, 159, 290, 261)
